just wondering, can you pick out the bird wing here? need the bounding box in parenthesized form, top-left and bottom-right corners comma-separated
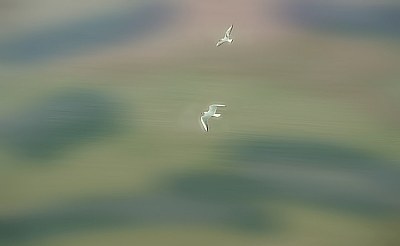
(210, 104, 226, 108)
(216, 39, 225, 47)
(225, 25, 233, 38)
(200, 115, 209, 132)
(208, 104, 225, 114)
(208, 105, 217, 113)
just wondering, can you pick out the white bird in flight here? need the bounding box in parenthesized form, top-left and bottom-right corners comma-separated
(216, 25, 234, 47)
(200, 104, 226, 132)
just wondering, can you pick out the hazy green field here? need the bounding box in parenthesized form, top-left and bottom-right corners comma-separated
(1, 1, 399, 245)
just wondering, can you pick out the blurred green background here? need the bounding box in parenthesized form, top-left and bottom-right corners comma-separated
(0, 0, 399, 245)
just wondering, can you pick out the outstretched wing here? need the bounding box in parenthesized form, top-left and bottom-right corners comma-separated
(200, 115, 209, 132)
(224, 25, 233, 38)
(216, 39, 225, 47)
(208, 104, 226, 114)
(210, 104, 226, 109)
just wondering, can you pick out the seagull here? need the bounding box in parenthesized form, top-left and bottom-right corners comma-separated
(216, 25, 234, 47)
(200, 104, 226, 132)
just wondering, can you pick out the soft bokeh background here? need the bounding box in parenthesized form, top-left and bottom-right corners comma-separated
(1, 0, 399, 245)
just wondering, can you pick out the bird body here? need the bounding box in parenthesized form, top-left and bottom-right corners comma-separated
(200, 104, 226, 132)
(216, 25, 234, 47)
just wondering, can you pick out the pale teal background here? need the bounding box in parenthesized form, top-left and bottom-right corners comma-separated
(0, 0, 399, 245)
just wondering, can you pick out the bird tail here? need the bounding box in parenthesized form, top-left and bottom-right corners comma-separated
(212, 113, 221, 117)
